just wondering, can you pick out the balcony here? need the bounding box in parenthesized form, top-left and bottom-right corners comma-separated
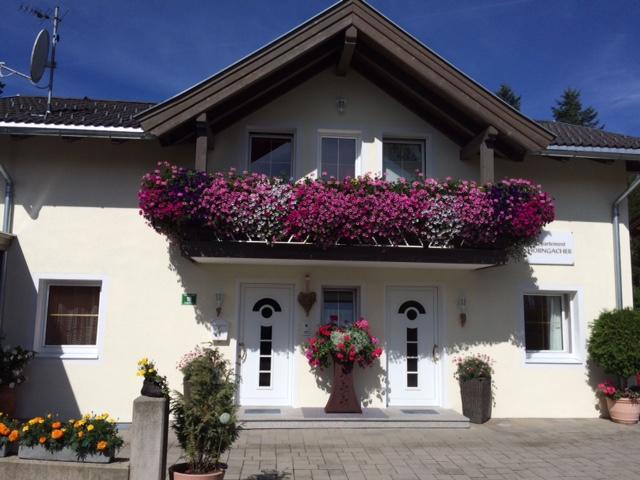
(139, 163, 555, 268)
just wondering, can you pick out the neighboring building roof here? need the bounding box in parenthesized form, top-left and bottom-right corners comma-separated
(0, 96, 151, 139)
(136, 0, 553, 157)
(538, 120, 640, 150)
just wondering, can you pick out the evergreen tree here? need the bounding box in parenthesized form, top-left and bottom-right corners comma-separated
(0, 81, 4, 96)
(552, 88, 603, 128)
(495, 83, 521, 110)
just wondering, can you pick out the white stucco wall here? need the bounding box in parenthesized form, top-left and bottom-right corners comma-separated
(0, 69, 632, 422)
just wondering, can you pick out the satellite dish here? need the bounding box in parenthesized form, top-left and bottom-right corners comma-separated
(30, 29, 50, 84)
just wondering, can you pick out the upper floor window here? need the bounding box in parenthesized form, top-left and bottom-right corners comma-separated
(320, 135, 359, 179)
(322, 287, 359, 326)
(249, 133, 293, 178)
(383, 139, 425, 182)
(34, 276, 107, 359)
(523, 291, 581, 364)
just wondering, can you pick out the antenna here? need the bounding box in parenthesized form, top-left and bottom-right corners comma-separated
(0, 5, 62, 117)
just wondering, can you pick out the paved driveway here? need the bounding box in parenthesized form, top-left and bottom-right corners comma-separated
(209, 419, 640, 480)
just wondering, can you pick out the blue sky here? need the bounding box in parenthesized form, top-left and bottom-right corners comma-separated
(1, 0, 639, 135)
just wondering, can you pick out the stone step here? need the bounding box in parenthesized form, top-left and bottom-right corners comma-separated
(238, 407, 469, 429)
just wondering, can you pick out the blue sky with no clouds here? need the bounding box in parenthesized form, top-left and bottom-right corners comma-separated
(1, 0, 639, 135)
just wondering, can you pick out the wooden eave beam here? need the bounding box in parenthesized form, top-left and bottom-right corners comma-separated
(195, 113, 213, 171)
(337, 26, 357, 76)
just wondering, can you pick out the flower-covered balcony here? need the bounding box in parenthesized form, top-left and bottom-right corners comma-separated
(138, 163, 555, 269)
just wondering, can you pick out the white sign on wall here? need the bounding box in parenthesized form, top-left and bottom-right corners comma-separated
(527, 230, 575, 266)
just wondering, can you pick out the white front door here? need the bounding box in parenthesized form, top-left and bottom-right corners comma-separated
(386, 286, 438, 406)
(238, 284, 293, 406)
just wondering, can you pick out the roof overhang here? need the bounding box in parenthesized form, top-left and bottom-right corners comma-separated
(0, 232, 15, 251)
(533, 145, 640, 163)
(0, 121, 151, 140)
(137, 0, 553, 157)
(182, 241, 507, 270)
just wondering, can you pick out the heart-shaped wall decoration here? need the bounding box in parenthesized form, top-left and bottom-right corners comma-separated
(298, 291, 317, 317)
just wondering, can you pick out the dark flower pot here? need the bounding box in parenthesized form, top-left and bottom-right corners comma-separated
(460, 377, 492, 424)
(0, 386, 16, 418)
(141, 378, 164, 398)
(325, 360, 361, 414)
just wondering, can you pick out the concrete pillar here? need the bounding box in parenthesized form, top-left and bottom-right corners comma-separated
(130, 396, 169, 480)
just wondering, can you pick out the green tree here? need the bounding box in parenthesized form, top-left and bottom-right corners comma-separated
(495, 83, 521, 110)
(552, 88, 603, 128)
(0, 81, 4, 96)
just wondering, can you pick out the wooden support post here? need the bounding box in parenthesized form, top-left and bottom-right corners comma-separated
(195, 113, 211, 171)
(460, 126, 498, 184)
(336, 26, 357, 76)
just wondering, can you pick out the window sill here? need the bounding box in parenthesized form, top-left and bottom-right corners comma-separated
(525, 352, 582, 365)
(35, 348, 99, 360)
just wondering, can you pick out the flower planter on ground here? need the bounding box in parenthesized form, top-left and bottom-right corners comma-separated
(325, 361, 361, 414)
(18, 445, 113, 463)
(460, 378, 492, 424)
(605, 397, 640, 425)
(0, 443, 18, 457)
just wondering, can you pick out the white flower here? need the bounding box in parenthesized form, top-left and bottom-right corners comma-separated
(8, 382, 15, 389)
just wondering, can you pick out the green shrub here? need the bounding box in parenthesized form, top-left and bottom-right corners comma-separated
(170, 344, 239, 474)
(588, 308, 640, 387)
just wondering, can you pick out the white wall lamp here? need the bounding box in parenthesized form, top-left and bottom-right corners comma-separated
(336, 96, 347, 115)
(215, 291, 224, 317)
(457, 294, 467, 327)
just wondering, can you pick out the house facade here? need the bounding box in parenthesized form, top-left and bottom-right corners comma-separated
(0, 0, 638, 422)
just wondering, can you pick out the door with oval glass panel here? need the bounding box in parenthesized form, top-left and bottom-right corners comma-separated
(238, 284, 293, 406)
(386, 286, 438, 406)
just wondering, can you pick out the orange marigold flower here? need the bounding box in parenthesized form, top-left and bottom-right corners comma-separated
(96, 440, 108, 451)
(39, 436, 47, 444)
(8, 430, 19, 443)
(0, 423, 9, 436)
(51, 421, 62, 429)
(77, 431, 85, 439)
(51, 429, 64, 440)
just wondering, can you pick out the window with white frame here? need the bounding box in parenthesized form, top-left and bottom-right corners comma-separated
(523, 292, 580, 363)
(322, 287, 359, 325)
(249, 133, 293, 178)
(320, 135, 358, 179)
(383, 139, 425, 182)
(35, 278, 107, 359)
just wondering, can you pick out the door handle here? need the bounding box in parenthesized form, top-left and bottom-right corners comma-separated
(238, 342, 247, 362)
(432, 344, 438, 363)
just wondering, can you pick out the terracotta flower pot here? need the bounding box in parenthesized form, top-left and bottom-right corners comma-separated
(325, 360, 361, 414)
(169, 463, 225, 480)
(606, 397, 640, 425)
(0, 386, 16, 418)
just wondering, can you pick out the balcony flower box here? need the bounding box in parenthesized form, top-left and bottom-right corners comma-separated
(18, 445, 113, 463)
(138, 163, 555, 261)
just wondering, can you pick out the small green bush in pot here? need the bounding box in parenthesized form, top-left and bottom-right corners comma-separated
(588, 308, 640, 424)
(170, 344, 239, 479)
(454, 354, 494, 424)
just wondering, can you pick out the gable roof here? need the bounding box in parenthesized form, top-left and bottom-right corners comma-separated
(136, 0, 553, 158)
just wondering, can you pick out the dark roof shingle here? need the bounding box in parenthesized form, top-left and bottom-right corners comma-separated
(0, 96, 154, 129)
(538, 120, 640, 150)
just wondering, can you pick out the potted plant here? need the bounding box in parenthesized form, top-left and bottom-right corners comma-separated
(0, 412, 20, 457)
(454, 353, 494, 424)
(170, 344, 239, 479)
(588, 308, 640, 424)
(0, 343, 35, 417)
(18, 412, 123, 462)
(136, 357, 169, 398)
(303, 317, 383, 413)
